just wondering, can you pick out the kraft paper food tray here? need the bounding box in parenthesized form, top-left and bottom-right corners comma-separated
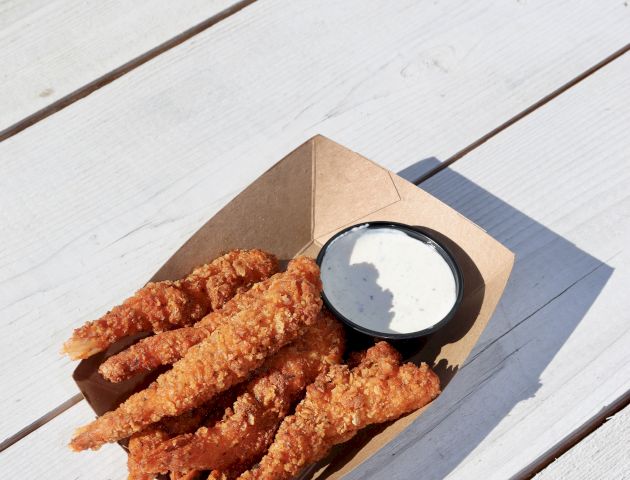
(73, 135, 514, 478)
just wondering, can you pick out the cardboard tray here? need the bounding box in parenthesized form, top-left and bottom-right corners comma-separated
(73, 135, 514, 478)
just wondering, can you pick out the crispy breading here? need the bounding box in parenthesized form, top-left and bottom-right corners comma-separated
(63, 249, 278, 359)
(98, 315, 224, 383)
(69, 257, 322, 451)
(128, 428, 169, 480)
(237, 342, 441, 480)
(139, 311, 344, 475)
(207, 470, 235, 480)
(99, 259, 312, 383)
(170, 471, 203, 480)
(127, 389, 239, 480)
(127, 405, 210, 480)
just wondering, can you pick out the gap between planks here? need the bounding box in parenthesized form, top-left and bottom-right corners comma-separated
(520, 390, 630, 479)
(0, 393, 83, 452)
(410, 42, 630, 185)
(1, 37, 628, 479)
(0, 0, 258, 143)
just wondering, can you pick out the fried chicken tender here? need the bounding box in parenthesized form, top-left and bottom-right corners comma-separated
(140, 311, 344, 475)
(98, 304, 242, 383)
(128, 388, 240, 480)
(63, 249, 278, 359)
(128, 428, 169, 480)
(99, 259, 313, 383)
(237, 342, 441, 480)
(69, 257, 322, 451)
(128, 405, 211, 479)
(208, 471, 238, 480)
(170, 471, 203, 480)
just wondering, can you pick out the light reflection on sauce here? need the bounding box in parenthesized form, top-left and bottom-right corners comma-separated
(320, 226, 457, 334)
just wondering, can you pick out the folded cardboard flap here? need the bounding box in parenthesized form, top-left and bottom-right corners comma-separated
(74, 135, 514, 479)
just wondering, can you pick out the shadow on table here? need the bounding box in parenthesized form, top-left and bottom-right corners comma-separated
(332, 158, 613, 480)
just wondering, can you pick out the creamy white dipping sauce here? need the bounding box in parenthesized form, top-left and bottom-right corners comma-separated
(320, 225, 457, 334)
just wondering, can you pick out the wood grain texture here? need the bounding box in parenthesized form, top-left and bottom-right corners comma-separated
(0, 0, 242, 131)
(534, 405, 630, 480)
(344, 53, 630, 480)
(0, 0, 629, 476)
(0, 400, 127, 478)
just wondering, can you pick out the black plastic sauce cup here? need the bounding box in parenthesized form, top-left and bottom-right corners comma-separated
(316, 221, 464, 340)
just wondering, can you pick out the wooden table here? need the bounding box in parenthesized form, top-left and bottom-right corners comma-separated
(1, 1, 629, 478)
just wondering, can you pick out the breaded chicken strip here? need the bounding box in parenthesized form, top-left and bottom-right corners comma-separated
(237, 342, 441, 480)
(99, 296, 253, 383)
(127, 390, 238, 480)
(208, 470, 238, 480)
(130, 431, 206, 480)
(140, 311, 344, 476)
(170, 472, 203, 480)
(99, 259, 312, 383)
(128, 428, 169, 480)
(70, 257, 322, 451)
(63, 249, 278, 359)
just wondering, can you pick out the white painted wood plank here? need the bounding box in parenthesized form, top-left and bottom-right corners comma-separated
(0, 0, 241, 131)
(535, 405, 630, 480)
(0, 0, 629, 468)
(0, 401, 126, 478)
(344, 53, 630, 479)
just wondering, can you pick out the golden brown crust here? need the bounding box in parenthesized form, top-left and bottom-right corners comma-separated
(99, 258, 315, 382)
(169, 471, 203, 480)
(237, 342, 440, 480)
(128, 428, 169, 480)
(127, 389, 240, 480)
(207, 470, 237, 480)
(63, 249, 278, 359)
(139, 311, 344, 475)
(98, 326, 213, 383)
(70, 258, 322, 451)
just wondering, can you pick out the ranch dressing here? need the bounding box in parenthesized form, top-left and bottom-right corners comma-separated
(320, 226, 457, 334)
